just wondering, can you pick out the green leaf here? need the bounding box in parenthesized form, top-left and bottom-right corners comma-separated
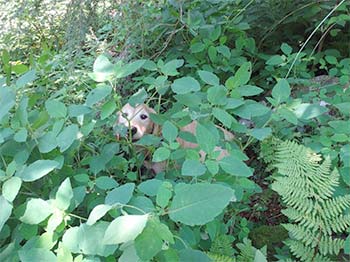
(250, 128, 272, 141)
(271, 79, 290, 103)
(47, 210, 63, 232)
(198, 70, 219, 86)
(344, 235, 350, 254)
(95, 176, 118, 190)
(138, 179, 163, 196)
(45, 100, 67, 118)
(160, 59, 184, 76)
(254, 249, 267, 262)
(57, 244, 73, 262)
(2, 176, 22, 202)
(156, 182, 173, 208)
(105, 183, 135, 205)
(232, 101, 270, 119)
(0, 87, 16, 121)
(181, 159, 206, 177)
(101, 100, 116, 120)
(196, 123, 217, 154)
(236, 85, 264, 97)
(87, 204, 112, 226)
(171, 77, 200, 94)
(281, 43, 292, 55)
(162, 121, 178, 142)
(179, 249, 211, 262)
(16, 160, 59, 182)
(20, 198, 53, 224)
(0, 196, 12, 232)
(57, 124, 79, 152)
(89, 54, 114, 82)
(219, 156, 253, 177)
(225, 62, 251, 90)
(38, 131, 58, 153)
(18, 248, 57, 262)
(266, 55, 284, 65)
(86, 84, 112, 107)
(208, 46, 217, 62)
(128, 88, 148, 106)
(216, 45, 231, 58)
(16, 70, 37, 88)
(205, 160, 219, 175)
(169, 183, 235, 225)
(335, 102, 350, 116)
(135, 219, 173, 260)
(207, 85, 227, 105)
(116, 60, 146, 78)
(292, 103, 328, 120)
(103, 214, 149, 244)
(325, 55, 337, 64)
(278, 107, 298, 125)
(68, 105, 91, 117)
(14, 128, 28, 142)
(212, 108, 234, 128)
(190, 42, 205, 53)
(152, 147, 171, 162)
(55, 178, 73, 210)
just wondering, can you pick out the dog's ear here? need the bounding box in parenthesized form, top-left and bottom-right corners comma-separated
(143, 105, 161, 136)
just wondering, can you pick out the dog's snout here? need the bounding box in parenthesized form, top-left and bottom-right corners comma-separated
(131, 127, 137, 136)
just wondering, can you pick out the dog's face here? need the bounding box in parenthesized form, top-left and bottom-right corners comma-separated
(116, 103, 156, 141)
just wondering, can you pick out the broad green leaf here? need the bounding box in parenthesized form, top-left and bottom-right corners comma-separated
(138, 179, 163, 196)
(14, 128, 27, 142)
(278, 107, 298, 125)
(196, 123, 218, 154)
(95, 176, 118, 190)
(169, 183, 235, 225)
(271, 79, 290, 103)
(57, 244, 73, 262)
(236, 85, 264, 97)
(266, 55, 284, 65)
(18, 248, 57, 262)
(135, 219, 172, 260)
(16, 160, 59, 182)
(217, 45, 231, 58)
(20, 198, 53, 224)
(179, 249, 211, 262)
(281, 43, 292, 55)
(87, 204, 112, 225)
(232, 101, 270, 119)
(68, 105, 91, 117)
(62, 227, 80, 253)
(85, 84, 112, 107)
(100, 100, 116, 120)
(162, 121, 178, 142)
(181, 159, 206, 177)
(190, 42, 205, 53)
(198, 70, 219, 86)
(16, 70, 36, 88)
(128, 88, 148, 106)
(89, 54, 114, 82)
(16, 96, 29, 125)
(12, 64, 28, 74)
(207, 85, 227, 105)
(127, 196, 155, 215)
(38, 131, 58, 153)
(212, 108, 235, 128)
(344, 235, 350, 254)
(335, 102, 350, 116)
(292, 103, 328, 120)
(55, 178, 73, 210)
(152, 147, 171, 162)
(208, 46, 217, 62)
(105, 183, 135, 205)
(219, 156, 253, 177)
(119, 245, 142, 262)
(161, 59, 184, 76)
(329, 120, 350, 134)
(2, 176, 22, 202)
(45, 100, 67, 118)
(103, 214, 149, 244)
(116, 60, 145, 78)
(0, 195, 12, 231)
(205, 160, 219, 175)
(250, 128, 272, 141)
(254, 249, 267, 262)
(171, 77, 200, 94)
(57, 124, 79, 152)
(156, 182, 173, 208)
(225, 62, 251, 90)
(0, 87, 15, 121)
(47, 209, 63, 232)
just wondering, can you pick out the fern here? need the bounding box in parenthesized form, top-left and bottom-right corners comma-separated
(271, 140, 350, 262)
(206, 252, 235, 262)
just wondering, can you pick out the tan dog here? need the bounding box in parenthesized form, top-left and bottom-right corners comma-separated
(116, 103, 234, 173)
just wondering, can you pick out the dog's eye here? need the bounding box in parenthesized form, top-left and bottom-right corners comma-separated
(122, 112, 128, 118)
(140, 114, 148, 120)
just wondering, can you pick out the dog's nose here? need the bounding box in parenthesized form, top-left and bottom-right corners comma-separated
(131, 127, 137, 136)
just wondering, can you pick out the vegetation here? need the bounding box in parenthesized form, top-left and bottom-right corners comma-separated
(0, 0, 349, 261)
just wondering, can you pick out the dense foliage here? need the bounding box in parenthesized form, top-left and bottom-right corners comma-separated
(0, 0, 349, 261)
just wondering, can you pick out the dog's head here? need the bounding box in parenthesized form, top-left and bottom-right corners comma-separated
(116, 103, 158, 141)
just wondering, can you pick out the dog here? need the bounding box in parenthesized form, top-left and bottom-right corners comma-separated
(115, 103, 234, 173)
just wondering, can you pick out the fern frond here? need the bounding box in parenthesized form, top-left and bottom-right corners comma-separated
(318, 236, 344, 256)
(206, 252, 235, 262)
